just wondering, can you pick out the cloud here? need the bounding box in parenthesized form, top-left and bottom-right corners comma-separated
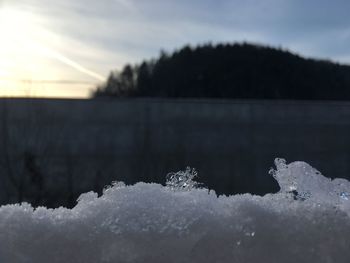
(12, 0, 350, 64)
(2, 0, 350, 97)
(39, 45, 105, 81)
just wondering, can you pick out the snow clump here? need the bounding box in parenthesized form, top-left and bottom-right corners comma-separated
(0, 159, 350, 263)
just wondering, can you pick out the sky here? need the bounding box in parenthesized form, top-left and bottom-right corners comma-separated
(1, 0, 350, 98)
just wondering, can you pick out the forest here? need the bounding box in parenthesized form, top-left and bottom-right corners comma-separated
(93, 43, 350, 100)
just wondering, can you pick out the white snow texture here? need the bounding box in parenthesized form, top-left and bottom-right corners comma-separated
(1, 159, 350, 263)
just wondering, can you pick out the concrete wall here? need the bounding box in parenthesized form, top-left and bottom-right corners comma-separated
(1, 98, 350, 206)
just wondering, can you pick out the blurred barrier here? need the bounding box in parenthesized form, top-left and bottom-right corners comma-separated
(1, 97, 350, 207)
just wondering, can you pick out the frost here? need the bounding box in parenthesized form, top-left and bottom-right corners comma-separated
(340, 192, 350, 200)
(165, 167, 202, 191)
(1, 159, 350, 262)
(270, 158, 350, 208)
(103, 180, 126, 194)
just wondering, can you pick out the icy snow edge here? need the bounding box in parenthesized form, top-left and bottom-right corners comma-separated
(0, 159, 350, 263)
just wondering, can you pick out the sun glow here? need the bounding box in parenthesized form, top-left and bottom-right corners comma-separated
(0, 7, 104, 98)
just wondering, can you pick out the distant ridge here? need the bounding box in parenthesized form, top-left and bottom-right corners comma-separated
(93, 43, 350, 100)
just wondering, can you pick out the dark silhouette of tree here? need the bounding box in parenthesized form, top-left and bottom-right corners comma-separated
(92, 43, 350, 100)
(137, 62, 153, 96)
(94, 64, 136, 97)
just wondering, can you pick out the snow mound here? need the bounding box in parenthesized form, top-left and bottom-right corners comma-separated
(0, 159, 350, 263)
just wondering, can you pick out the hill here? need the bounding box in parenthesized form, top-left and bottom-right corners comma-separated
(93, 43, 350, 100)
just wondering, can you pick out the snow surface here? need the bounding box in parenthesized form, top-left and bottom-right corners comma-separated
(1, 159, 350, 263)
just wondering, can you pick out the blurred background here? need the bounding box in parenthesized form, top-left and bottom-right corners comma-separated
(1, 0, 350, 207)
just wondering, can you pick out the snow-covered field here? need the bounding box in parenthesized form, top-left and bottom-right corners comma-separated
(0, 159, 350, 263)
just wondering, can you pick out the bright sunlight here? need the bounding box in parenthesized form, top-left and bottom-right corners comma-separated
(0, 7, 104, 98)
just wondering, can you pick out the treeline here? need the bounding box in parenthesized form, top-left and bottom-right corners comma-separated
(93, 43, 350, 100)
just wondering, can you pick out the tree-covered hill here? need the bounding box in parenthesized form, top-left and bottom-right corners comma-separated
(93, 43, 350, 100)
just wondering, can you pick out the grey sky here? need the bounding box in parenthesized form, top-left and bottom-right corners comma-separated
(1, 0, 350, 97)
